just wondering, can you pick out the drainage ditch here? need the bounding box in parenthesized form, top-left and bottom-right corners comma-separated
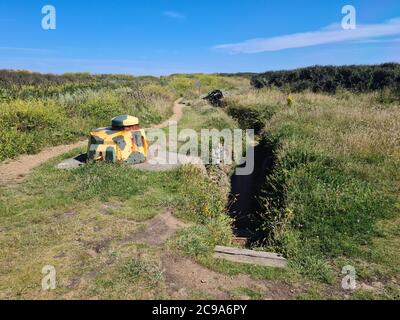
(228, 138, 278, 246)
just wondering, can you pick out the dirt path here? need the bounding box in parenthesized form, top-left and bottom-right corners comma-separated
(0, 140, 87, 185)
(161, 254, 295, 300)
(0, 99, 185, 185)
(118, 209, 294, 299)
(122, 209, 191, 246)
(151, 98, 184, 129)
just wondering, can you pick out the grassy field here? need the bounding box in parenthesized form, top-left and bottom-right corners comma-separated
(0, 95, 267, 299)
(0, 149, 232, 298)
(0, 80, 174, 160)
(0, 72, 247, 161)
(225, 89, 400, 298)
(0, 70, 399, 299)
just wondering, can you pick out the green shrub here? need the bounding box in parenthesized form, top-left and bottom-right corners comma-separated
(174, 165, 227, 223)
(0, 99, 65, 130)
(252, 63, 400, 93)
(226, 104, 274, 134)
(0, 74, 176, 160)
(0, 99, 68, 158)
(168, 76, 196, 97)
(74, 91, 122, 123)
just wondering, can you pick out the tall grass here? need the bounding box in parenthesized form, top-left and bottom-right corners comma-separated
(0, 84, 175, 160)
(0, 71, 247, 161)
(165, 74, 249, 98)
(225, 89, 400, 282)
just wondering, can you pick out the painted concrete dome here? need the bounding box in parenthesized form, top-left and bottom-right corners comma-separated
(111, 115, 139, 127)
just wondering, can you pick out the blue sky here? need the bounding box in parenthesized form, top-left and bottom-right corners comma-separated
(0, 0, 399, 75)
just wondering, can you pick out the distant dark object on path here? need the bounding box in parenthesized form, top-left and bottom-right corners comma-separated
(203, 90, 224, 107)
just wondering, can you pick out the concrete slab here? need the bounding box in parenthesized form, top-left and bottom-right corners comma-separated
(133, 151, 205, 173)
(56, 151, 205, 173)
(56, 154, 86, 170)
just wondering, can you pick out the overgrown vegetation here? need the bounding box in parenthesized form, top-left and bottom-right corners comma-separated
(162, 73, 248, 98)
(171, 102, 239, 256)
(225, 89, 400, 292)
(251, 63, 400, 94)
(0, 71, 246, 161)
(0, 72, 174, 160)
(168, 99, 292, 284)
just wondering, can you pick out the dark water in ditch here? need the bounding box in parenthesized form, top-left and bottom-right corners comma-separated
(228, 140, 276, 245)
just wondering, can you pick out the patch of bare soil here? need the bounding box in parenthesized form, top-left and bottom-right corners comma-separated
(84, 238, 112, 254)
(161, 254, 295, 300)
(151, 98, 185, 129)
(0, 140, 87, 185)
(123, 210, 190, 246)
(100, 203, 121, 215)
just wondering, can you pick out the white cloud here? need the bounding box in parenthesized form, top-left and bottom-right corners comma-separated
(214, 18, 400, 53)
(355, 37, 400, 44)
(162, 11, 186, 19)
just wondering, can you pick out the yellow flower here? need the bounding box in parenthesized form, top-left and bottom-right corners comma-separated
(202, 205, 212, 217)
(287, 95, 293, 106)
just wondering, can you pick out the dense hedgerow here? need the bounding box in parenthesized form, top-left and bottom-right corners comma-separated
(251, 63, 400, 93)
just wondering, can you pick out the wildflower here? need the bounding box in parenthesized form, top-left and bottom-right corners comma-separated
(287, 95, 293, 107)
(202, 205, 213, 217)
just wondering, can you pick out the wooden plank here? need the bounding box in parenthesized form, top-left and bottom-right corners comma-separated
(213, 245, 287, 268)
(215, 246, 285, 259)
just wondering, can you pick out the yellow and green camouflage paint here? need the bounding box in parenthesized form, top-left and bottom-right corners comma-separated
(87, 115, 149, 164)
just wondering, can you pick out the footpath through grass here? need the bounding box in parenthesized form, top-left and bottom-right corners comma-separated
(0, 99, 277, 299)
(0, 71, 248, 161)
